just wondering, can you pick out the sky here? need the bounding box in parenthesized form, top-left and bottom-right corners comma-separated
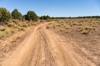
(0, 0, 100, 17)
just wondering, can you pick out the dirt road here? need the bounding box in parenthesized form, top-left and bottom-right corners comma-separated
(1, 23, 96, 66)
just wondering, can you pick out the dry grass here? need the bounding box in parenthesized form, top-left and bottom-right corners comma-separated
(48, 19, 100, 35)
(0, 20, 38, 39)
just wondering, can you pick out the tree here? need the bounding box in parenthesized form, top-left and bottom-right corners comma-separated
(0, 8, 11, 22)
(40, 15, 50, 20)
(25, 11, 38, 21)
(11, 9, 22, 20)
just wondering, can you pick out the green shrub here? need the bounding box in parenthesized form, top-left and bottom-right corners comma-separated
(0, 8, 11, 22)
(40, 15, 50, 20)
(25, 11, 38, 21)
(11, 9, 22, 20)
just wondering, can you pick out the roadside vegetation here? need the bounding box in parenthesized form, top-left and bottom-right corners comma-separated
(0, 8, 39, 39)
(48, 18, 100, 35)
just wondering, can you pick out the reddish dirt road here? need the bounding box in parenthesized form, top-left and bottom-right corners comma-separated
(1, 23, 96, 66)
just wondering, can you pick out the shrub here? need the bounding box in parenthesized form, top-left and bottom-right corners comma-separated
(25, 11, 38, 21)
(0, 8, 11, 22)
(40, 15, 50, 20)
(11, 9, 22, 20)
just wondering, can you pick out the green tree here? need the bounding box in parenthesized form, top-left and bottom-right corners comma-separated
(25, 11, 38, 21)
(0, 8, 11, 22)
(40, 15, 50, 20)
(11, 9, 22, 20)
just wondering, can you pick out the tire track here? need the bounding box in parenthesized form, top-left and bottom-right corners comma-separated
(1, 25, 42, 66)
(39, 30, 56, 66)
(44, 29, 78, 66)
(44, 28, 96, 66)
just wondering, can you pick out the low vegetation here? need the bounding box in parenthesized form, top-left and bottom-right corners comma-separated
(0, 20, 37, 39)
(48, 19, 100, 35)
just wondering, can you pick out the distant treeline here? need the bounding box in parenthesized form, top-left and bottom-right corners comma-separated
(51, 16, 100, 19)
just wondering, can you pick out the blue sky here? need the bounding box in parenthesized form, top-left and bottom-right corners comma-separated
(0, 0, 100, 17)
